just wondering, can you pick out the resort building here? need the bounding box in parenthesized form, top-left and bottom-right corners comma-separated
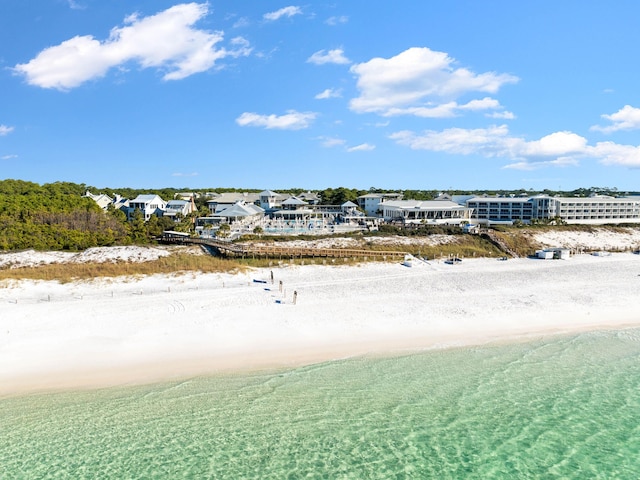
(381, 199, 473, 224)
(207, 192, 260, 215)
(357, 193, 403, 216)
(466, 194, 640, 225)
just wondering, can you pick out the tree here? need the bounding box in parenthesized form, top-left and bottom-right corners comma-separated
(216, 223, 231, 238)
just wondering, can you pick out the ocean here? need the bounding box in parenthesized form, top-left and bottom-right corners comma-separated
(2, 328, 640, 479)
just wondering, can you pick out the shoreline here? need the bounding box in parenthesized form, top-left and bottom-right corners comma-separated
(2, 252, 640, 396)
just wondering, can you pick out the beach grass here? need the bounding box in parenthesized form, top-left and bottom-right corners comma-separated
(0, 253, 246, 284)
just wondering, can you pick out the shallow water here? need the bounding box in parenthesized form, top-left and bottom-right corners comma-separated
(2, 329, 640, 479)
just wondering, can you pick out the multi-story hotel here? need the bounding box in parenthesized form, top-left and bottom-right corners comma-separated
(466, 194, 640, 225)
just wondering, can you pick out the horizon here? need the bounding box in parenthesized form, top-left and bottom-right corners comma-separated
(2, 1, 640, 190)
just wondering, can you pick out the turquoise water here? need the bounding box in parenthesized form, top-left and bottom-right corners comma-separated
(2, 329, 640, 479)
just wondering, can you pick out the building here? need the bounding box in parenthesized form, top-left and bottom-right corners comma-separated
(127, 194, 167, 221)
(163, 199, 196, 221)
(207, 192, 260, 215)
(83, 191, 113, 211)
(381, 199, 472, 224)
(466, 194, 640, 225)
(356, 193, 403, 216)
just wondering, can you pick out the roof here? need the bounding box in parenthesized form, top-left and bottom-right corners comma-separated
(130, 194, 165, 203)
(167, 199, 188, 206)
(341, 201, 358, 207)
(216, 202, 265, 218)
(281, 196, 307, 205)
(382, 200, 469, 211)
(208, 192, 260, 204)
(259, 190, 282, 197)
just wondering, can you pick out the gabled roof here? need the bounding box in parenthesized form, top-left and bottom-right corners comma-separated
(216, 202, 265, 218)
(131, 194, 165, 203)
(281, 196, 307, 205)
(259, 190, 282, 197)
(341, 201, 358, 208)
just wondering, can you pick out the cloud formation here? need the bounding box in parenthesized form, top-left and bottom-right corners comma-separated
(263, 6, 302, 21)
(349, 47, 518, 117)
(347, 143, 375, 152)
(0, 125, 14, 136)
(236, 110, 317, 130)
(2, 154, 18, 160)
(591, 105, 640, 133)
(390, 124, 640, 169)
(315, 88, 342, 99)
(307, 48, 350, 65)
(326, 16, 348, 26)
(317, 136, 346, 148)
(13, 3, 251, 90)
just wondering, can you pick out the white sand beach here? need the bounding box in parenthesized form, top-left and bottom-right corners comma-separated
(2, 239, 640, 395)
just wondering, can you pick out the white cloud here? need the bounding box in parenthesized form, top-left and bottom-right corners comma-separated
(263, 6, 302, 21)
(307, 48, 350, 65)
(389, 125, 588, 169)
(384, 97, 505, 118)
(486, 110, 515, 119)
(591, 105, 640, 133)
(67, 0, 85, 10)
(0, 125, 14, 136)
(315, 88, 342, 99)
(503, 157, 579, 171)
(347, 143, 375, 152)
(172, 172, 199, 177)
(349, 47, 518, 117)
(590, 142, 640, 167)
(2, 154, 18, 160)
(317, 136, 346, 147)
(13, 3, 251, 90)
(391, 124, 640, 169)
(326, 16, 348, 26)
(236, 110, 317, 130)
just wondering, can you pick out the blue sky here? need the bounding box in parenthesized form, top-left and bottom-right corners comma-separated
(2, 1, 640, 191)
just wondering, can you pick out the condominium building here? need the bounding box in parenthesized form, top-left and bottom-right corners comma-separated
(466, 194, 640, 225)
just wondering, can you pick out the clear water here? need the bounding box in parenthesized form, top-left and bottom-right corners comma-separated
(2, 329, 640, 479)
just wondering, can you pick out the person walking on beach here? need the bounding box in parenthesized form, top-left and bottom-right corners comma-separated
(293, 290, 297, 305)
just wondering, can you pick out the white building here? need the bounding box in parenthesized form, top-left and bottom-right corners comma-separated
(163, 199, 196, 220)
(466, 194, 640, 225)
(356, 193, 403, 216)
(127, 194, 167, 221)
(83, 191, 113, 211)
(381, 199, 472, 224)
(207, 192, 260, 215)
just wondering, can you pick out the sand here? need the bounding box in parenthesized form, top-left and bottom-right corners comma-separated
(2, 242, 640, 396)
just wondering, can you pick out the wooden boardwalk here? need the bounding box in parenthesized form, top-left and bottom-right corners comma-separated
(159, 234, 406, 260)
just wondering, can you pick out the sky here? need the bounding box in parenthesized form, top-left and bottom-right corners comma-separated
(2, 1, 640, 192)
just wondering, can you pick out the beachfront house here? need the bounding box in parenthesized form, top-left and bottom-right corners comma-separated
(163, 199, 195, 221)
(127, 194, 167, 221)
(83, 191, 113, 211)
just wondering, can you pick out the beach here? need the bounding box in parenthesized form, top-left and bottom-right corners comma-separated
(2, 244, 640, 396)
